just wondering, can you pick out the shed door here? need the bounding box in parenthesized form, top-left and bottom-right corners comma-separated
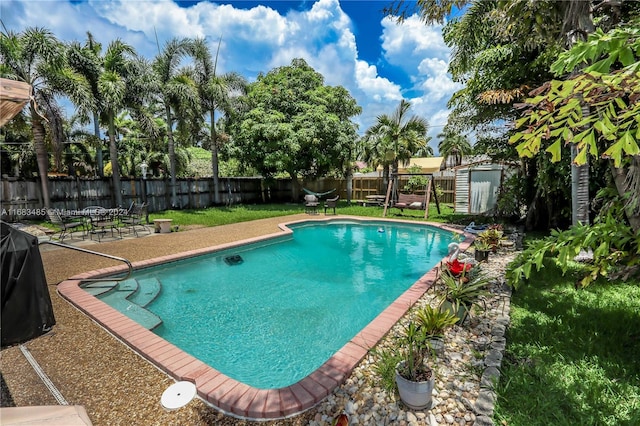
(469, 170, 501, 214)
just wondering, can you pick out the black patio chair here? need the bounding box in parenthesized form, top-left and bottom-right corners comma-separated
(120, 203, 151, 237)
(46, 208, 86, 242)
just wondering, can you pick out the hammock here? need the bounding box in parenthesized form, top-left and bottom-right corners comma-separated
(302, 188, 336, 197)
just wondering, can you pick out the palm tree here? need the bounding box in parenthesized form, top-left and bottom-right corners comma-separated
(0, 27, 89, 208)
(362, 99, 429, 195)
(414, 141, 434, 158)
(98, 40, 154, 207)
(437, 130, 472, 167)
(190, 37, 247, 205)
(66, 32, 106, 177)
(152, 37, 199, 208)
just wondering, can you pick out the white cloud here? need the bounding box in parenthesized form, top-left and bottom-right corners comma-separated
(354, 61, 403, 103)
(418, 57, 462, 102)
(381, 15, 450, 67)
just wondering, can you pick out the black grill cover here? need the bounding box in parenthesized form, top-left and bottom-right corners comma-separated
(1, 221, 55, 347)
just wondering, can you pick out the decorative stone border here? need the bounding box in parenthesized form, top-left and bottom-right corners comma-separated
(474, 282, 511, 426)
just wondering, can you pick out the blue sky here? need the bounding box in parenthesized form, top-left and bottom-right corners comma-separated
(1, 0, 461, 150)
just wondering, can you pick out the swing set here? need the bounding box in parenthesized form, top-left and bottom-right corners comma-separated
(382, 172, 441, 219)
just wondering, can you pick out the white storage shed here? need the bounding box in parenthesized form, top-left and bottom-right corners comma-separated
(454, 161, 516, 214)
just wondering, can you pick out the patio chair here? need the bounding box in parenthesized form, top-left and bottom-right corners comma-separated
(324, 195, 340, 215)
(120, 203, 151, 237)
(47, 208, 86, 242)
(87, 207, 122, 242)
(304, 194, 319, 214)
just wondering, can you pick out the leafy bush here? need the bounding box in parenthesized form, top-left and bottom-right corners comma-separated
(507, 213, 640, 288)
(403, 164, 430, 193)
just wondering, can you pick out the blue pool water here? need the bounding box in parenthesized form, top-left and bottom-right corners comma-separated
(97, 220, 450, 389)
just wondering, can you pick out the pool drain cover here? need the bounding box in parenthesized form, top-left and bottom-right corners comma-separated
(224, 254, 243, 265)
(161, 381, 196, 411)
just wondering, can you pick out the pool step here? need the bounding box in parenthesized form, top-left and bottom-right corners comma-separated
(130, 277, 162, 307)
(81, 281, 118, 297)
(95, 278, 163, 331)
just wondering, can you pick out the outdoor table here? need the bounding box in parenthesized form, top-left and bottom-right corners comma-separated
(364, 195, 386, 206)
(70, 206, 124, 241)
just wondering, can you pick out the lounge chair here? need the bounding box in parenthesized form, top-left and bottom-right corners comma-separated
(120, 203, 151, 237)
(47, 208, 86, 242)
(304, 194, 319, 214)
(324, 195, 340, 215)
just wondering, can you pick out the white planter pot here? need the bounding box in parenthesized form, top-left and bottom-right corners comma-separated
(395, 366, 435, 410)
(429, 338, 445, 357)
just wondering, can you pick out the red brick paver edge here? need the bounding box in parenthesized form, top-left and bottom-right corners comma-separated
(57, 218, 473, 420)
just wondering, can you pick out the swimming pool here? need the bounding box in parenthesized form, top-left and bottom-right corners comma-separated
(58, 217, 470, 419)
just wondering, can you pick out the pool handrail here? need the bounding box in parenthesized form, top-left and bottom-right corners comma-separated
(39, 240, 132, 282)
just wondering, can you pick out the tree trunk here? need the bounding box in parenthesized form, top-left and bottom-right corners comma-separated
(567, 4, 595, 226)
(166, 104, 178, 208)
(610, 159, 640, 233)
(31, 103, 51, 209)
(571, 144, 590, 225)
(93, 111, 103, 177)
(346, 168, 353, 204)
(210, 110, 221, 205)
(391, 160, 399, 200)
(571, 101, 591, 226)
(108, 112, 123, 207)
(289, 172, 300, 202)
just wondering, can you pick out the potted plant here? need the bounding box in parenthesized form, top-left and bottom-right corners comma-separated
(438, 270, 490, 324)
(415, 305, 458, 356)
(394, 321, 436, 410)
(476, 225, 505, 252)
(473, 239, 491, 262)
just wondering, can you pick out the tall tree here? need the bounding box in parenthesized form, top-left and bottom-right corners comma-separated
(152, 37, 199, 208)
(66, 32, 106, 177)
(362, 99, 429, 194)
(437, 130, 471, 167)
(0, 27, 89, 208)
(510, 23, 640, 233)
(190, 37, 247, 205)
(232, 58, 361, 200)
(98, 40, 152, 207)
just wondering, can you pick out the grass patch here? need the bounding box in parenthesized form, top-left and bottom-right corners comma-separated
(495, 260, 640, 425)
(147, 201, 475, 228)
(148, 203, 305, 227)
(33, 201, 479, 232)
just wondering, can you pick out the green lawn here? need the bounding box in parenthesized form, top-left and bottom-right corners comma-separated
(148, 200, 476, 228)
(496, 259, 640, 425)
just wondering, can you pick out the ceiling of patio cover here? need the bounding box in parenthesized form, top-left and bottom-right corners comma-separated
(0, 78, 31, 128)
(1, 221, 55, 347)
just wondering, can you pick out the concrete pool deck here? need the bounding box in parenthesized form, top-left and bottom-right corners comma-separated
(1, 215, 472, 424)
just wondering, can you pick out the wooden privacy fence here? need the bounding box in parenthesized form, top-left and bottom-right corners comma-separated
(341, 176, 455, 204)
(0, 175, 454, 220)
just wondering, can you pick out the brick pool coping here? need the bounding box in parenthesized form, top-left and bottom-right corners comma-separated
(57, 217, 473, 420)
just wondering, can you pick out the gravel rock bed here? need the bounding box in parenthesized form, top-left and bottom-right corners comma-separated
(307, 251, 516, 426)
(1, 217, 516, 426)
